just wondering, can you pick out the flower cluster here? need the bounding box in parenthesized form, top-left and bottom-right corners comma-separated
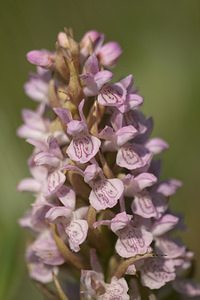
(18, 28, 200, 299)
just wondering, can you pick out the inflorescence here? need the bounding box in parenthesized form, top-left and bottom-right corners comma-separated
(17, 28, 200, 299)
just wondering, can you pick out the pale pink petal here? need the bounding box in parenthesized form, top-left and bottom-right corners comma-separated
(120, 74, 133, 91)
(80, 73, 97, 90)
(156, 179, 182, 197)
(117, 94, 143, 114)
(17, 178, 41, 193)
(61, 164, 84, 177)
(94, 70, 114, 90)
(48, 137, 63, 159)
(67, 133, 101, 164)
(115, 224, 153, 258)
(93, 219, 112, 229)
(115, 125, 138, 147)
(34, 152, 61, 168)
(98, 126, 114, 141)
(140, 258, 176, 289)
(45, 206, 72, 225)
(24, 81, 48, 103)
(67, 120, 87, 135)
(110, 110, 123, 131)
(126, 93, 143, 110)
(78, 99, 86, 123)
(155, 236, 186, 258)
(29, 262, 58, 283)
(151, 214, 179, 236)
(126, 264, 137, 275)
(132, 173, 157, 192)
(116, 143, 152, 170)
(85, 53, 99, 75)
(53, 107, 72, 123)
(89, 178, 124, 211)
(73, 206, 89, 220)
(80, 270, 105, 298)
(66, 220, 88, 252)
(98, 41, 122, 68)
(145, 138, 169, 155)
(99, 277, 129, 300)
(110, 211, 132, 233)
(44, 171, 66, 196)
(32, 234, 65, 265)
(17, 124, 47, 140)
(131, 192, 158, 219)
(56, 185, 76, 210)
(26, 139, 48, 152)
(26, 50, 53, 67)
(98, 83, 127, 106)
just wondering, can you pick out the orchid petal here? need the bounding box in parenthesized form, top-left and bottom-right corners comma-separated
(140, 258, 176, 289)
(98, 83, 127, 106)
(89, 178, 124, 211)
(67, 133, 101, 164)
(66, 220, 88, 252)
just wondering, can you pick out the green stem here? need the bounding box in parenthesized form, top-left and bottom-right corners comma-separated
(52, 272, 69, 300)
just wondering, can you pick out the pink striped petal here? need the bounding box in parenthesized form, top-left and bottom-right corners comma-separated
(89, 178, 124, 211)
(140, 258, 175, 289)
(98, 83, 127, 106)
(115, 224, 153, 258)
(67, 133, 101, 164)
(66, 220, 88, 252)
(131, 192, 157, 219)
(116, 143, 152, 170)
(53, 107, 72, 123)
(45, 171, 66, 196)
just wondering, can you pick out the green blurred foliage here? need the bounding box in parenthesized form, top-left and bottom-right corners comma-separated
(0, 0, 200, 299)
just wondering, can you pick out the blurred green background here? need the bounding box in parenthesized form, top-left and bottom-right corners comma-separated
(1, 0, 200, 299)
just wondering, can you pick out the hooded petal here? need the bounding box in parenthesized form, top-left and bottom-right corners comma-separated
(131, 192, 158, 219)
(94, 70, 114, 90)
(145, 138, 169, 155)
(151, 214, 179, 236)
(56, 185, 76, 210)
(97, 41, 122, 68)
(45, 206, 73, 226)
